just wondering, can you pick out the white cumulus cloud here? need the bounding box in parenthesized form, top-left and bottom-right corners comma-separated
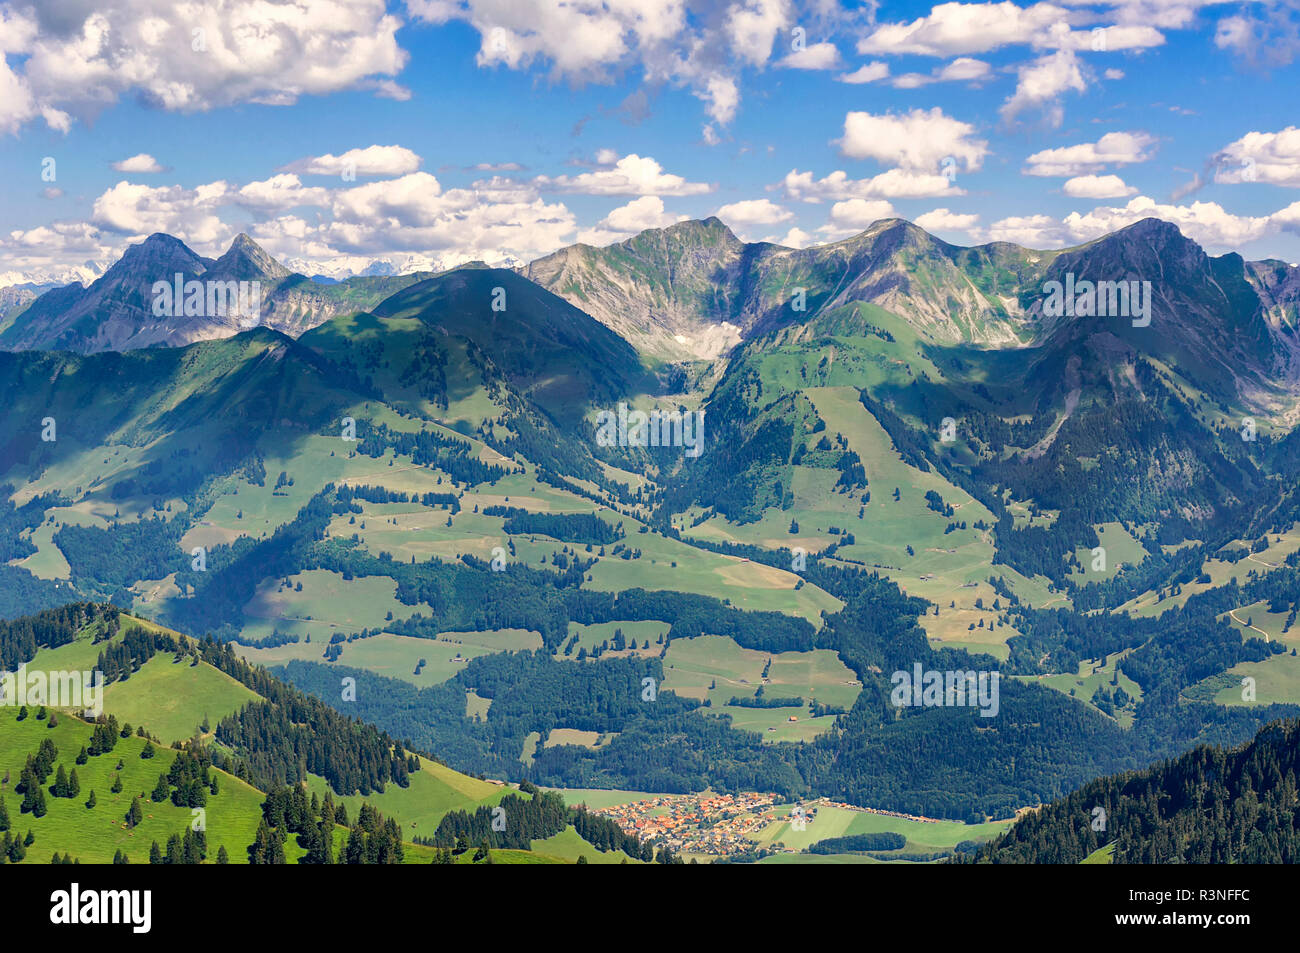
(279, 145, 423, 177)
(111, 153, 166, 173)
(915, 208, 980, 232)
(536, 154, 712, 196)
(1024, 131, 1158, 176)
(1062, 174, 1138, 198)
(577, 196, 686, 245)
(838, 108, 989, 173)
(1213, 127, 1300, 187)
(716, 198, 795, 226)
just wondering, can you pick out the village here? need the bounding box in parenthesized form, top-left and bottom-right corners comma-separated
(589, 792, 784, 856)
(588, 792, 949, 858)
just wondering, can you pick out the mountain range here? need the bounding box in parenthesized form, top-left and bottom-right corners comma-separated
(8, 219, 1298, 388)
(2, 214, 1300, 864)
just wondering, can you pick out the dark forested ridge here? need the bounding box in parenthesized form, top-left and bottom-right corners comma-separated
(969, 718, 1300, 863)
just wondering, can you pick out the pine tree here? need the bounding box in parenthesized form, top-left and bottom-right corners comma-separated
(23, 782, 46, 818)
(216, 845, 229, 864)
(0, 796, 8, 832)
(85, 790, 96, 809)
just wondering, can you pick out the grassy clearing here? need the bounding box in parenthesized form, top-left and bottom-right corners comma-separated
(1014, 652, 1144, 728)
(238, 568, 434, 644)
(529, 825, 642, 863)
(1068, 522, 1150, 581)
(304, 755, 508, 840)
(559, 620, 670, 658)
(100, 655, 260, 744)
(543, 728, 615, 750)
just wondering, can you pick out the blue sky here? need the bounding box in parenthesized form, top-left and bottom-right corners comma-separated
(2, 0, 1299, 284)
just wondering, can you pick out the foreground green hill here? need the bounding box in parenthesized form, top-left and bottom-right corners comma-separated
(0, 604, 612, 863)
(0, 704, 267, 864)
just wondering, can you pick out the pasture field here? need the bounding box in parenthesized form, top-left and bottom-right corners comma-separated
(543, 728, 614, 750)
(560, 619, 670, 658)
(180, 436, 443, 551)
(752, 802, 1010, 856)
(11, 520, 72, 580)
(465, 689, 491, 720)
(585, 522, 841, 626)
(1209, 652, 1300, 707)
(237, 627, 540, 686)
(661, 634, 859, 704)
(660, 634, 860, 742)
(1219, 601, 1294, 645)
(238, 569, 433, 644)
(681, 385, 1048, 650)
(310, 464, 841, 628)
(546, 788, 670, 811)
(23, 615, 123, 674)
(715, 705, 839, 742)
(26, 615, 258, 743)
(520, 731, 542, 766)
(1119, 526, 1300, 617)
